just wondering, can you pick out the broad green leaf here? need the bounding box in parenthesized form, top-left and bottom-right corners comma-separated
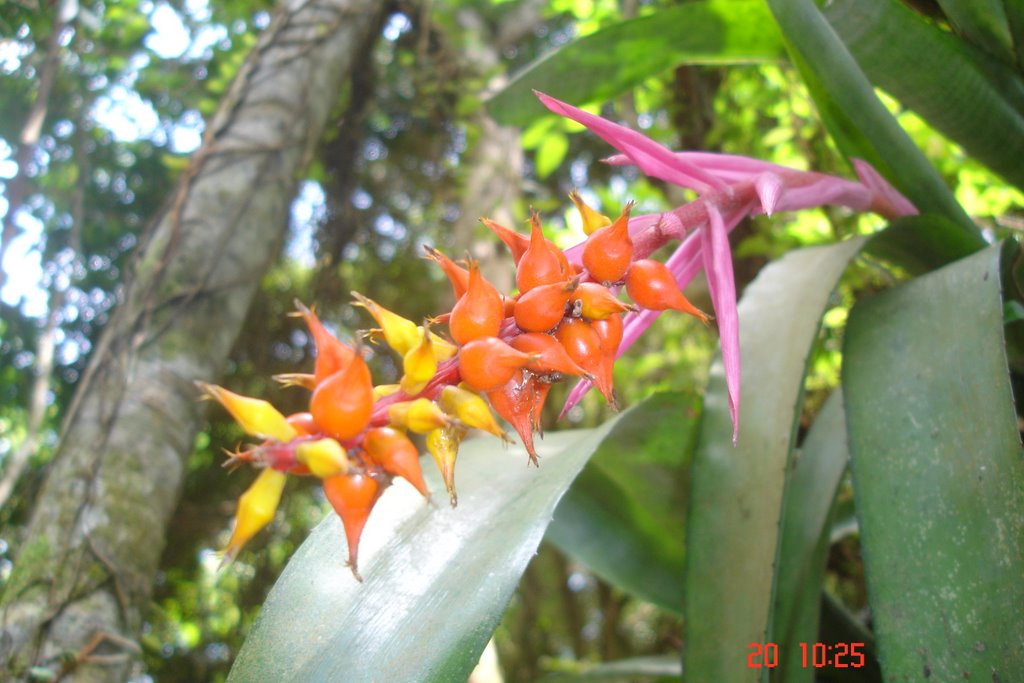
(546, 391, 698, 614)
(934, 0, 1014, 62)
(228, 406, 637, 682)
(772, 392, 850, 683)
(535, 131, 570, 179)
(765, 0, 979, 235)
(487, 0, 784, 127)
(816, 593, 883, 683)
(539, 654, 682, 682)
(824, 0, 1024, 190)
(684, 237, 866, 682)
(843, 242, 1024, 679)
(863, 214, 984, 276)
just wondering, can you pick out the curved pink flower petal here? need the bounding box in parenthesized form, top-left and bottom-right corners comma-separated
(702, 202, 740, 444)
(536, 92, 728, 194)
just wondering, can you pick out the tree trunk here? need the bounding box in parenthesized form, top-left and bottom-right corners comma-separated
(0, 0, 388, 679)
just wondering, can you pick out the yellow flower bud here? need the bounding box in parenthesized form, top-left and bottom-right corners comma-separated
(198, 382, 297, 443)
(569, 189, 611, 236)
(439, 385, 507, 440)
(399, 324, 437, 396)
(296, 438, 350, 479)
(373, 383, 402, 400)
(223, 468, 287, 563)
(272, 373, 317, 390)
(388, 398, 450, 434)
(428, 331, 458, 362)
(426, 425, 467, 507)
(352, 292, 420, 356)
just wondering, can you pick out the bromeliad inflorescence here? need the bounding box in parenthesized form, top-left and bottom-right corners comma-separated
(200, 92, 915, 581)
(200, 195, 708, 581)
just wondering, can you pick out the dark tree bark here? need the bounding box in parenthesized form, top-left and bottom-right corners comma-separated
(0, 0, 389, 679)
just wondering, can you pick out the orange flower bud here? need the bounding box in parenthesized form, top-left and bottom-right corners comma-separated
(449, 259, 505, 345)
(458, 337, 537, 392)
(352, 292, 421, 356)
(310, 349, 374, 440)
(423, 245, 470, 299)
(486, 370, 548, 466)
(198, 383, 298, 443)
(513, 278, 577, 332)
(625, 259, 710, 324)
(509, 332, 591, 380)
(294, 301, 355, 385)
(426, 424, 466, 507)
(323, 472, 383, 581)
(363, 427, 430, 499)
(582, 201, 634, 283)
(439, 385, 507, 440)
(570, 282, 636, 320)
(481, 217, 530, 265)
(223, 468, 287, 563)
(296, 438, 350, 478)
(516, 212, 571, 292)
(399, 323, 437, 396)
(555, 318, 614, 404)
(569, 189, 611, 236)
(388, 397, 451, 434)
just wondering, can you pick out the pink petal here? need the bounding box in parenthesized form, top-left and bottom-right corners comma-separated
(702, 202, 741, 444)
(754, 173, 784, 216)
(851, 158, 918, 218)
(536, 92, 728, 194)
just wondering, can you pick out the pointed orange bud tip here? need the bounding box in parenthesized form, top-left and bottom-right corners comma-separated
(582, 201, 635, 283)
(569, 189, 612, 236)
(196, 382, 298, 443)
(423, 245, 471, 299)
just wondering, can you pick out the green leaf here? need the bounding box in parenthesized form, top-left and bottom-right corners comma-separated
(487, 0, 784, 127)
(228, 403, 651, 682)
(684, 237, 866, 682)
(772, 392, 850, 683)
(535, 131, 570, 179)
(842, 242, 1024, 679)
(934, 0, 1014, 62)
(539, 654, 682, 682)
(546, 391, 698, 615)
(765, 0, 980, 235)
(864, 213, 984, 276)
(823, 0, 1024, 191)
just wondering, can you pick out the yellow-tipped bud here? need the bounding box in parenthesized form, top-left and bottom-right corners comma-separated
(272, 373, 317, 390)
(439, 385, 507, 440)
(373, 383, 402, 400)
(198, 382, 297, 443)
(388, 398, 450, 434)
(426, 425, 467, 507)
(352, 292, 420, 356)
(223, 468, 287, 562)
(428, 331, 458, 362)
(399, 324, 437, 396)
(296, 438, 350, 479)
(569, 189, 612, 236)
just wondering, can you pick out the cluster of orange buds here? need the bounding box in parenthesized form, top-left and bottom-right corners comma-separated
(200, 193, 709, 580)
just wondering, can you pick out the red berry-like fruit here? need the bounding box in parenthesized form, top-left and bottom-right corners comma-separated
(449, 258, 505, 345)
(516, 212, 570, 292)
(625, 258, 710, 324)
(458, 337, 537, 392)
(555, 318, 614, 404)
(513, 278, 577, 332)
(363, 427, 430, 499)
(322, 471, 383, 581)
(582, 201, 634, 283)
(310, 349, 374, 440)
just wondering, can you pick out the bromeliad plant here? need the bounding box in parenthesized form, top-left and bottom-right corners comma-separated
(200, 92, 914, 582)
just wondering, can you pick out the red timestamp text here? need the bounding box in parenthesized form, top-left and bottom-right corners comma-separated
(747, 642, 867, 669)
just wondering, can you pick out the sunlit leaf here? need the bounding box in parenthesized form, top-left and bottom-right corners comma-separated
(488, 0, 784, 127)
